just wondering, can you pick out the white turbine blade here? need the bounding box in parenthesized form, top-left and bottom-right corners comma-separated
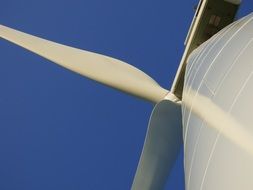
(0, 25, 169, 103)
(131, 100, 183, 190)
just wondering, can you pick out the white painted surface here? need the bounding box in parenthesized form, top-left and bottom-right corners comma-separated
(183, 13, 253, 190)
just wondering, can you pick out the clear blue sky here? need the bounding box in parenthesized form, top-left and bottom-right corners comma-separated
(0, 0, 251, 190)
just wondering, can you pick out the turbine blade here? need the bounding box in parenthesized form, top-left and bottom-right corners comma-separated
(0, 25, 169, 102)
(131, 100, 183, 190)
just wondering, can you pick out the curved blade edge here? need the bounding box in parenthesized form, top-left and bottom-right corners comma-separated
(131, 100, 183, 190)
(0, 25, 168, 103)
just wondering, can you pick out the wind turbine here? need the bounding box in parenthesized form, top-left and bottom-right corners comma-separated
(1, 0, 252, 189)
(0, 23, 181, 190)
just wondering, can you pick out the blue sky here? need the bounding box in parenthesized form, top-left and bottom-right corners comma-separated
(0, 0, 252, 190)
